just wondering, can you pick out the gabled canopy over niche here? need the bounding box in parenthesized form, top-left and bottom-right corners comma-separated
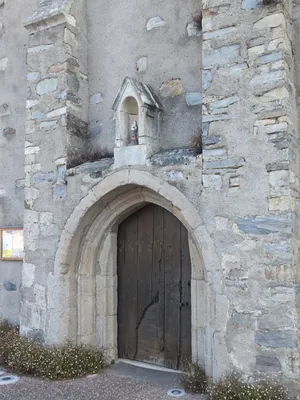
(112, 77, 162, 165)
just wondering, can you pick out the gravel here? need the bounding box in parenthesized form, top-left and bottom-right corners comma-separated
(0, 368, 206, 400)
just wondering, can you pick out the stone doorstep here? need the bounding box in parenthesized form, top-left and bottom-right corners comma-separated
(108, 360, 209, 398)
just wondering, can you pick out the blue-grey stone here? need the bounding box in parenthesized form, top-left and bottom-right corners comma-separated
(228, 63, 248, 76)
(203, 45, 241, 68)
(151, 148, 200, 167)
(26, 329, 44, 342)
(229, 312, 256, 329)
(205, 157, 245, 170)
(266, 161, 289, 172)
(3, 127, 16, 136)
(242, 0, 261, 9)
(268, 134, 289, 150)
(36, 78, 58, 95)
(27, 72, 41, 81)
(26, 87, 32, 99)
(203, 136, 220, 147)
(258, 308, 294, 330)
(90, 93, 103, 105)
(250, 70, 284, 86)
(264, 242, 292, 262)
(248, 37, 265, 47)
(256, 356, 281, 372)
(56, 90, 67, 100)
(203, 70, 213, 91)
(186, 92, 201, 106)
(67, 74, 80, 93)
(259, 51, 282, 65)
(40, 120, 58, 130)
(32, 171, 56, 183)
(31, 111, 44, 120)
(89, 120, 102, 137)
(15, 178, 25, 190)
(210, 96, 240, 110)
(202, 123, 209, 136)
(203, 27, 237, 40)
(56, 165, 66, 185)
(255, 330, 297, 348)
(67, 93, 82, 106)
(202, 114, 232, 122)
(4, 281, 17, 291)
(53, 184, 67, 197)
(237, 216, 290, 235)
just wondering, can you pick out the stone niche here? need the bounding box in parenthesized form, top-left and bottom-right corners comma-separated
(112, 77, 162, 167)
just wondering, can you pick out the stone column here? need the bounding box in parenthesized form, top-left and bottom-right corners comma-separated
(202, 0, 300, 386)
(20, 0, 88, 341)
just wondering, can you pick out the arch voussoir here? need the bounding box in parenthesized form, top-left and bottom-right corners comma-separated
(49, 168, 218, 373)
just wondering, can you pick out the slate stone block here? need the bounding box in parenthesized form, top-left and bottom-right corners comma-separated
(4, 281, 17, 291)
(186, 92, 201, 106)
(203, 45, 241, 68)
(236, 215, 289, 234)
(256, 355, 281, 372)
(255, 330, 297, 348)
(205, 158, 245, 170)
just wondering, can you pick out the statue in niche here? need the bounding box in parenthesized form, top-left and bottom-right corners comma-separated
(129, 120, 139, 145)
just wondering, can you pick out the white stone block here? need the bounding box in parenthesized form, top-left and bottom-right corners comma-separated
(114, 145, 148, 167)
(146, 16, 166, 31)
(269, 170, 289, 196)
(22, 263, 36, 288)
(203, 174, 222, 189)
(215, 216, 228, 231)
(47, 107, 67, 118)
(0, 57, 8, 71)
(34, 284, 46, 305)
(254, 13, 286, 30)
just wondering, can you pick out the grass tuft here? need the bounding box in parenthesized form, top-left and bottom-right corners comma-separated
(67, 148, 113, 169)
(181, 361, 207, 394)
(207, 372, 289, 400)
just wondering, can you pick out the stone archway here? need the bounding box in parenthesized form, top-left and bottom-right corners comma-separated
(47, 168, 222, 376)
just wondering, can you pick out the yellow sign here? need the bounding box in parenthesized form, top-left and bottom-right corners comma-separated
(1, 229, 24, 261)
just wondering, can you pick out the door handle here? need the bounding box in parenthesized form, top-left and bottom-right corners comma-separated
(180, 302, 189, 308)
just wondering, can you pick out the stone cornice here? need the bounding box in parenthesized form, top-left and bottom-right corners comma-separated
(24, 0, 75, 32)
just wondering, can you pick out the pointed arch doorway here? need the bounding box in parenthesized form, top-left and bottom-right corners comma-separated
(117, 203, 191, 370)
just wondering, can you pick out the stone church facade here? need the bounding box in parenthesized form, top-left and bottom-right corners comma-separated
(1, 0, 300, 390)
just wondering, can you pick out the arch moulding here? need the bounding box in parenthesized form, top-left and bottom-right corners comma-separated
(47, 168, 222, 376)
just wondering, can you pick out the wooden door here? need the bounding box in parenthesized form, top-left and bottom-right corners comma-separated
(117, 204, 191, 370)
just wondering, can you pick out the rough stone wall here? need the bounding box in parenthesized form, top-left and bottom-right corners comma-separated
(202, 0, 300, 387)
(87, 0, 201, 151)
(2, 0, 300, 391)
(0, 0, 36, 323)
(20, 0, 202, 342)
(21, 0, 89, 339)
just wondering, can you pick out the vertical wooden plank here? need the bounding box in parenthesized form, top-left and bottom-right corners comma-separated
(118, 212, 138, 360)
(117, 222, 126, 359)
(125, 213, 139, 360)
(163, 209, 182, 370)
(153, 205, 165, 364)
(180, 224, 192, 368)
(136, 205, 153, 324)
(135, 205, 155, 362)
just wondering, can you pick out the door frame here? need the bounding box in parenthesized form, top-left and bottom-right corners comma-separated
(48, 170, 221, 378)
(76, 187, 207, 367)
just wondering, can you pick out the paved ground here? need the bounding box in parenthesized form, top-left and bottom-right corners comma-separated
(0, 362, 207, 400)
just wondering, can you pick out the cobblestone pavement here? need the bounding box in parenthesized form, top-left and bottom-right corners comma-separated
(0, 363, 207, 400)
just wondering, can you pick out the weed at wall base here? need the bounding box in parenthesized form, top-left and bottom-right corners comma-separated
(0, 320, 105, 380)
